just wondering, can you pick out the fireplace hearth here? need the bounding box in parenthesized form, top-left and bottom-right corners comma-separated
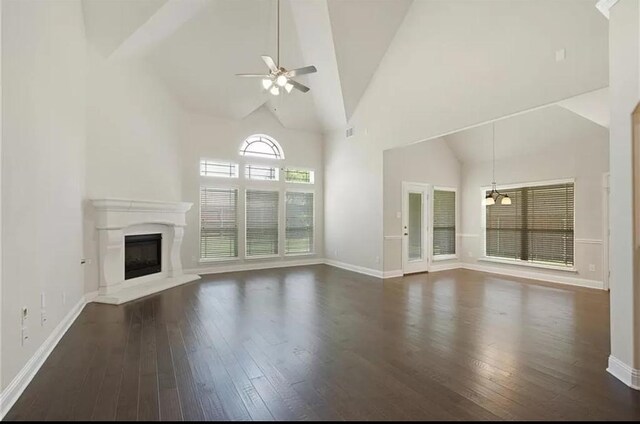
(125, 233, 162, 279)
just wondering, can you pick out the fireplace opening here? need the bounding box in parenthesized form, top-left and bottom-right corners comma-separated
(125, 233, 162, 280)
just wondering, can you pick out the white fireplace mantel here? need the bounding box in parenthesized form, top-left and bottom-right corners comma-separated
(91, 199, 200, 305)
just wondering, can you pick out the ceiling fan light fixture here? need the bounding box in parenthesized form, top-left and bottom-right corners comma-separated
(284, 82, 293, 93)
(270, 85, 280, 96)
(262, 78, 273, 90)
(276, 75, 288, 87)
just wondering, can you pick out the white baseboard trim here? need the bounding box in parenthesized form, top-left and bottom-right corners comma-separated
(0, 295, 88, 420)
(324, 259, 384, 279)
(185, 257, 325, 276)
(429, 262, 463, 272)
(460, 262, 604, 290)
(607, 355, 640, 390)
(383, 269, 403, 278)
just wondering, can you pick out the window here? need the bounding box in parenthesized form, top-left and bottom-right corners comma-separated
(485, 182, 574, 266)
(246, 190, 279, 257)
(200, 160, 238, 178)
(433, 189, 456, 257)
(245, 164, 279, 181)
(240, 134, 284, 159)
(284, 168, 314, 184)
(285, 192, 314, 254)
(200, 188, 238, 259)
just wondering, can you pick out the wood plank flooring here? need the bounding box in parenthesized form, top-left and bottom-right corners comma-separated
(5, 265, 640, 421)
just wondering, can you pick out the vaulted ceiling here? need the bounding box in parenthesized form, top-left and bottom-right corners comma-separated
(444, 105, 609, 165)
(81, 0, 609, 134)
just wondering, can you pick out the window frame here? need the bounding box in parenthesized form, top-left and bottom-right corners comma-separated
(284, 167, 315, 184)
(200, 159, 239, 179)
(245, 163, 280, 181)
(284, 189, 316, 256)
(198, 186, 240, 262)
(431, 186, 458, 261)
(239, 134, 285, 160)
(480, 178, 577, 272)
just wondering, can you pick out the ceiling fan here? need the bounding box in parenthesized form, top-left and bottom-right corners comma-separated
(236, 0, 317, 96)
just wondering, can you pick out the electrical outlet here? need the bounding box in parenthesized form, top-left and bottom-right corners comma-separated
(468, 251, 473, 258)
(396, 212, 401, 219)
(334, 249, 338, 258)
(40, 293, 47, 326)
(62, 291, 67, 305)
(589, 264, 596, 272)
(555, 48, 566, 62)
(21, 327, 29, 346)
(375, 256, 380, 264)
(21, 307, 29, 346)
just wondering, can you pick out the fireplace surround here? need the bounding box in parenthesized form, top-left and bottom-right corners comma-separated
(91, 199, 200, 304)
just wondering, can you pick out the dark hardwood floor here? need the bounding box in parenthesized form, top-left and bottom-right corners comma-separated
(5, 265, 640, 421)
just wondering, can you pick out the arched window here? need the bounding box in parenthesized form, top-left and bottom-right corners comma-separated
(239, 134, 284, 160)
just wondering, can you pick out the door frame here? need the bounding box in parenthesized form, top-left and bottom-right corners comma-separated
(402, 182, 431, 274)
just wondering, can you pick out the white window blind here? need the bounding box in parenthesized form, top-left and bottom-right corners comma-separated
(485, 182, 574, 266)
(245, 164, 279, 181)
(200, 160, 238, 178)
(284, 168, 314, 184)
(433, 190, 456, 256)
(285, 192, 314, 254)
(200, 187, 238, 259)
(246, 190, 279, 256)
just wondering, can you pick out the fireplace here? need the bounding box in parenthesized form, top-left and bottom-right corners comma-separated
(124, 233, 162, 280)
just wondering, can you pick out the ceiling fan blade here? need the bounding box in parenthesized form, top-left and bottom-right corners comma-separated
(261, 55, 278, 73)
(236, 73, 271, 78)
(285, 65, 317, 77)
(289, 79, 310, 93)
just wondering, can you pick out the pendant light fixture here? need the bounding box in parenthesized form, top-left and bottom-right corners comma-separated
(484, 122, 512, 206)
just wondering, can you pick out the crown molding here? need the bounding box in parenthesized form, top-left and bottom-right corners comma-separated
(596, 0, 620, 19)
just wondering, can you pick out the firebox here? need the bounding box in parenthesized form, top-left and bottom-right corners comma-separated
(124, 233, 162, 280)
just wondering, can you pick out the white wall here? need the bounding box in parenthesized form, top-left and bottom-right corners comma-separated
(180, 106, 324, 273)
(325, 128, 383, 270)
(83, 49, 184, 293)
(460, 131, 609, 285)
(608, 0, 640, 372)
(383, 137, 461, 272)
(324, 0, 609, 273)
(85, 49, 183, 203)
(1, 0, 86, 390)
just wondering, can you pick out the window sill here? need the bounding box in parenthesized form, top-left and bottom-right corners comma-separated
(199, 257, 239, 264)
(478, 257, 577, 273)
(245, 254, 281, 260)
(285, 252, 316, 257)
(433, 254, 458, 262)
